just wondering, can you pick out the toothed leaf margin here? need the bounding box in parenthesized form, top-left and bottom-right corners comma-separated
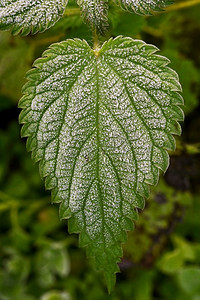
(19, 37, 184, 291)
(0, 0, 68, 35)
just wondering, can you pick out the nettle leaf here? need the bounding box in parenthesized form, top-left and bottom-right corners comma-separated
(19, 37, 184, 291)
(116, 0, 173, 14)
(0, 0, 68, 35)
(77, 0, 108, 35)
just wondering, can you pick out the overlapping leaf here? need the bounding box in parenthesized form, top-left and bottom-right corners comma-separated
(19, 37, 184, 291)
(0, 0, 68, 35)
(0, 0, 175, 35)
(116, 0, 173, 14)
(77, 0, 108, 34)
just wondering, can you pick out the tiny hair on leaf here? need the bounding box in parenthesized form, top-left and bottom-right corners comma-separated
(19, 36, 184, 291)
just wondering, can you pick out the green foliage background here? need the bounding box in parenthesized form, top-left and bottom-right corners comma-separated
(0, 0, 200, 299)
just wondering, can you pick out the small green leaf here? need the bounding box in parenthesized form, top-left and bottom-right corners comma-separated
(77, 0, 108, 34)
(157, 248, 184, 274)
(116, 0, 173, 15)
(41, 290, 71, 300)
(19, 37, 183, 290)
(36, 241, 70, 287)
(0, 0, 68, 35)
(177, 267, 200, 295)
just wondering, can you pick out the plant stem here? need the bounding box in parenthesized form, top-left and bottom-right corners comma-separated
(10, 205, 19, 228)
(163, 0, 200, 13)
(93, 29, 100, 56)
(0, 190, 50, 210)
(30, 33, 65, 47)
(63, 7, 80, 17)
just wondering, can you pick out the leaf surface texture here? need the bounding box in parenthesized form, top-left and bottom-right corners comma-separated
(0, 0, 68, 34)
(77, 0, 108, 34)
(117, 0, 173, 14)
(19, 37, 184, 290)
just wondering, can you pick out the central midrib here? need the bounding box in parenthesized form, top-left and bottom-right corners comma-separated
(94, 56, 106, 243)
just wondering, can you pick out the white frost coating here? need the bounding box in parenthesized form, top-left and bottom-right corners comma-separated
(0, 0, 68, 33)
(117, 0, 171, 14)
(20, 38, 183, 253)
(77, 0, 108, 33)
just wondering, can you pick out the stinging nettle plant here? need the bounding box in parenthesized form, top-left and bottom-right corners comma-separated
(0, 0, 184, 292)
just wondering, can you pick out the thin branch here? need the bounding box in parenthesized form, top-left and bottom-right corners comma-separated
(163, 0, 200, 13)
(63, 7, 80, 17)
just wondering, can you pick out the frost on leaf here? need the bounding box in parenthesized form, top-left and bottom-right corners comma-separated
(77, 0, 108, 34)
(19, 37, 184, 291)
(0, 0, 68, 35)
(117, 0, 173, 14)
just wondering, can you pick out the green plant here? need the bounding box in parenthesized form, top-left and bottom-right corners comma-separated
(0, 0, 185, 292)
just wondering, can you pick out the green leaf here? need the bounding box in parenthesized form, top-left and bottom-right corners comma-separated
(0, 0, 68, 35)
(36, 241, 70, 287)
(157, 248, 184, 274)
(77, 0, 108, 34)
(177, 267, 200, 295)
(19, 37, 184, 291)
(41, 290, 71, 300)
(116, 0, 173, 15)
